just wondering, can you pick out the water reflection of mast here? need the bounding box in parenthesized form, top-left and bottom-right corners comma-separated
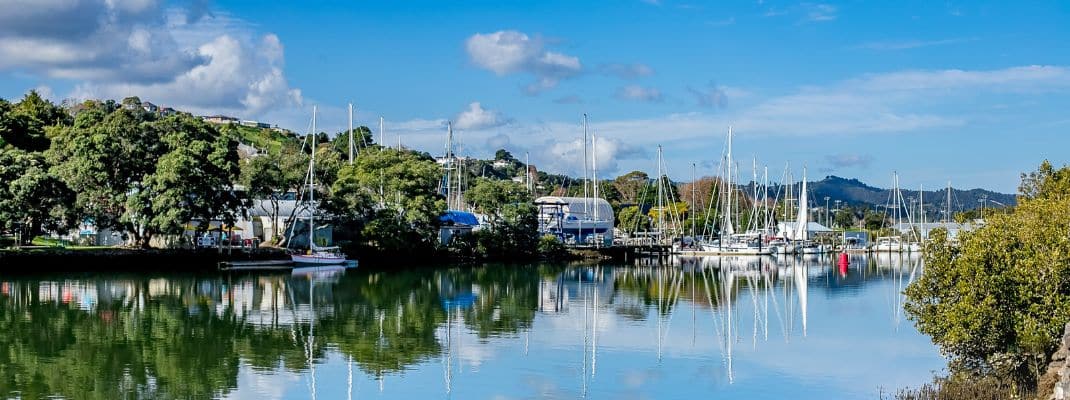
(444, 302, 453, 396)
(305, 278, 318, 400)
(795, 260, 808, 337)
(581, 268, 588, 398)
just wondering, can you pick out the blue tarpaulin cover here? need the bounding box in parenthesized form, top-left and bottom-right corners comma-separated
(440, 210, 479, 226)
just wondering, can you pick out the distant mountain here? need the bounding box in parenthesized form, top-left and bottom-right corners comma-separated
(805, 175, 1016, 212)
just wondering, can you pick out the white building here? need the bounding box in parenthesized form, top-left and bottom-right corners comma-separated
(534, 196, 614, 246)
(776, 222, 834, 240)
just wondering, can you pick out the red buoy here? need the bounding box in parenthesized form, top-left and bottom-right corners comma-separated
(838, 253, 849, 276)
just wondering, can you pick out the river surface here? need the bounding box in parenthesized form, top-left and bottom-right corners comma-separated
(0, 253, 943, 399)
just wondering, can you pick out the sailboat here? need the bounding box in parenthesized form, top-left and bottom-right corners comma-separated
(793, 167, 829, 255)
(700, 127, 773, 256)
(872, 173, 921, 253)
(291, 106, 348, 265)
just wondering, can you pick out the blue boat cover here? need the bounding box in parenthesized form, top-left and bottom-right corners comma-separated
(440, 210, 480, 226)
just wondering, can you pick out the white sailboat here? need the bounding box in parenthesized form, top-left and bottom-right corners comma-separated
(872, 173, 920, 253)
(700, 127, 773, 255)
(793, 168, 829, 255)
(292, 106, 348, 265)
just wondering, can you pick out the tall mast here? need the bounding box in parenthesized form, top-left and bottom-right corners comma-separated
(657, 145, 664, 241)
(309, 105, 317, 248)
(582, 114, 589, 215)
(348, 103, 354, 164)
(446, 121, 453, 210)
(762, 166, 769, 234)
(691, 162, 697, 240)
(723, 127, 734, 237)
(693, 162, 701, 240)
(920, 184, 926, 241)
(592, 131, 599, 220)
(946, 181, 952, 223)
(379, 116, 384, 150)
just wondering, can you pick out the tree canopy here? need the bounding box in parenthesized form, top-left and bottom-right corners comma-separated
(905, 160, 1070, 387)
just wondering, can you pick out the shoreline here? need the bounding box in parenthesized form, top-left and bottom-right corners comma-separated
(0, 247, 290, 273)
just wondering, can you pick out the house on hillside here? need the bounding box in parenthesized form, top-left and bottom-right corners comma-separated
(203, 115, 239, 124)
(159, 107, 176, 116)
(142, 102, 158, 113)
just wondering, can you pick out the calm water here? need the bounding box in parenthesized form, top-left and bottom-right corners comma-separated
(0, 253, 943, 399)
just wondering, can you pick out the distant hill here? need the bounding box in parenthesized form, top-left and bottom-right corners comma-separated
(806, 175, 1016, 212)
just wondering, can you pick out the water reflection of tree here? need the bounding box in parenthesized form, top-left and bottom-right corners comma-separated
(0, 266, 548, 399)
(0, 259, 913, 398)
(0, 283, 242, 399)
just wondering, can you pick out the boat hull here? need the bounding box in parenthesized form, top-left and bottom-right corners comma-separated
(291, 254, 348, 265)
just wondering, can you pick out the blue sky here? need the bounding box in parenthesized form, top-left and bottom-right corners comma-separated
(2, 1, 1069, 192)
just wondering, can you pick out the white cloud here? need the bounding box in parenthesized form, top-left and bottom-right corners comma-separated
(0, 0, 301, 120)
(364, 65, 1070, 180)
(688, 82, 729, 108)
(0, 0, 209, 84)
(454, 102, 510, 130)
(465, 30, 582, 94)
(598, 63, 654, 80)
(616, 85, 663, 102)
(73, 32, 302, 118)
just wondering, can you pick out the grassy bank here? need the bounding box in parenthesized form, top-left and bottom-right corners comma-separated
(882, 375, 1029, 400)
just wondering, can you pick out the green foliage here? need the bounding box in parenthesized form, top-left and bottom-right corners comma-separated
(219, 124, 298, 155)
(138, 114, 246, 237)
(864, 209, 887, 230)
(329, 126, 375, 156)
(618, 205, 651, 233)
(885, 374, 1026, 400)
(0, 149, 78, 242)
(48, 109, 244, 247)
(0, 91, 69, 152)
(464, 178, 540, 260)
(331, 148, 446, 254)
(613, 170, 649, 204)
(494, 149, 514, 161)
(537, 234, 569, 258)
(239, 144, 308, 243)
(905, 161, 1070, 388)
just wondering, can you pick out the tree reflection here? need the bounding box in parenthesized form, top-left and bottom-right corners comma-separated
(0, 256, 912, 398)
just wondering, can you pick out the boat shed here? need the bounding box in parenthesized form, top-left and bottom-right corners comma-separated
(534, 196, 614, 246)
(439, 210, 481, 245)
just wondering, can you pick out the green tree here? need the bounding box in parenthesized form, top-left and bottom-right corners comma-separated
(0, 91, 69, 152)
(465, 178, 540, 259)
(0, 149, 78, 242)
(331, 148, 445, 253)
(240, 144, 308, 244)
(905, 161, 1070, 388)
(618, 205, 651, 233)
(613, 171, 650, 204)
(49, 109, 243, 247)
(494, 149, 514, 161)
(136, 114, 246, 242)
(49, 110, 163, 246)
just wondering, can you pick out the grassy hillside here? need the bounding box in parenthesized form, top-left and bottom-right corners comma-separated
(222, 124, 299, 154)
